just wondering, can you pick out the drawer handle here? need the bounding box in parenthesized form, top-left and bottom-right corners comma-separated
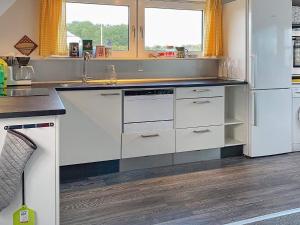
(193, 101, 211, 104)
(100, 93, 120, 96)
(140, 134, 160, 138)
(193, 129, 211, 134)
(193, 89, 210, 93)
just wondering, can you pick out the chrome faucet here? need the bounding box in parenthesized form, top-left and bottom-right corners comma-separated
(82, 52, 93, 83)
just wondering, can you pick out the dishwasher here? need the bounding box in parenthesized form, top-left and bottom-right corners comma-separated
(123, 89, 174, 124)
(122, 89, 175, 159)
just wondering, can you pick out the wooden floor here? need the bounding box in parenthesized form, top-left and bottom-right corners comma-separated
(60, 153, 300, 225)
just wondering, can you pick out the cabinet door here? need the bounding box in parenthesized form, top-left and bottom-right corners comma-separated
(59, 90, 122, 165)
(249, 89, 292, 157)
(176, 97, 224, 128)
(249, 0, 292, 89)
(0, 116, 58, 225)
(176, 125, 224, 153)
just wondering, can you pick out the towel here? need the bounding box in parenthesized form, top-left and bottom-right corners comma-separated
(0, 130, 37, 211)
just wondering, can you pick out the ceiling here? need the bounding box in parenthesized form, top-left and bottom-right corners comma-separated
(294, 0, 300, 6)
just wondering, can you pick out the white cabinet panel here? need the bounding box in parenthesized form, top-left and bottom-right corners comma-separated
(122, 121, 175, 158)
(124, 121, 173, 133)
(249, 0, 292, 89)
(0, 116, 58, 225)
(122, 130, 175, 159)
(249, 89, 292, 157)
(176, 97, 224, 128)
(176, 86, 224, 99)
(124, 93, 174, 123)
(176, 125, 224, 153)
(59, 90, 122, 165)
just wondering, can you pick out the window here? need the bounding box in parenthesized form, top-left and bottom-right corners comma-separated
(145, 8, 203, 52)
(67, 3, 129, 51)
(66, 0, 204, 58)
(138, 0, 204, 57)
(66, 0, 136, 57)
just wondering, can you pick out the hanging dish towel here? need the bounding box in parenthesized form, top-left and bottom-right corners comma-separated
(0, 130, 37, 211)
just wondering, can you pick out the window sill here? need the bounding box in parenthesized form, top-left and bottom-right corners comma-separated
(35, 56, 222, 61)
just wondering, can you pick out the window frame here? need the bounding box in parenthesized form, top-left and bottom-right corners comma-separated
(65, 0, 205, 59)
(137, 0, 205, 58)
(66, 0, 137, 58)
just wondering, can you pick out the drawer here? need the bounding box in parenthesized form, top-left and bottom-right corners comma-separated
(122, 122, 175, 158)
(176, 86, 224, 99)
(124, 121, 173, 133)
(176, 97, 224, 128)
(176, 125, 224, 153)
(124, 90, 174, 123)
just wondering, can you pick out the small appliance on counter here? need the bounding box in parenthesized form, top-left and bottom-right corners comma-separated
(1, 56, 34, 86)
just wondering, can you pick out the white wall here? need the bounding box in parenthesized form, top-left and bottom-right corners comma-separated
(0, 0, 16, 16)
(0, 0, 39, 57)
(222, 0, 247, 80)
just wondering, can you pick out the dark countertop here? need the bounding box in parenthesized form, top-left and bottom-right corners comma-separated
(0, 88, 66, 119)
(0, 78, 247, 119)
(55, 79, 247, 91)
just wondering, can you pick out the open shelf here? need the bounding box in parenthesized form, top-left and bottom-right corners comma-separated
(224, 85, 248, 148)
(225, 137, 245, 147)
(225, 118, 244, 126)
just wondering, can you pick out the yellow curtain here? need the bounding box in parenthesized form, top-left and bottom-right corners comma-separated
(203, 0, 223, 57)
(39, 0, 67, 57)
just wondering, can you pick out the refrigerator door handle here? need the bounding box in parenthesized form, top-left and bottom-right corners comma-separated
(298, 107, 300, 121)
(251, 54, 257, 89)
(252, 92, 257, 126)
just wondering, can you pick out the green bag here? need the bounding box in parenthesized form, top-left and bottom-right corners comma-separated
(13, 205, 35, 225)
(13, 173, 36, 225)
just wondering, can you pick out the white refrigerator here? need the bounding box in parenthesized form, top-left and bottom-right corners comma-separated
(246, 0, 292, 157)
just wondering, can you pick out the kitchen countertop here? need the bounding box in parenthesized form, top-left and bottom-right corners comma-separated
(0, 78, 247, 119)
(0, 88, 66, 119)
(54, 78, 247, 91)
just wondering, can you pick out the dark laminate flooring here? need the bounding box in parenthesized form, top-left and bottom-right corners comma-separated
(60, 153, 300, 225)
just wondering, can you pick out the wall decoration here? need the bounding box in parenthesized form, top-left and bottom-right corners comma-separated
(69, 43, 79, 57)
(96, 45, 105, 58)
(83, 40, 93, 55)
(14, 35, 38, 56)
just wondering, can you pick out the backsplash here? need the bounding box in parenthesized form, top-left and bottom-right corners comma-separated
(31, 59, 220, 82)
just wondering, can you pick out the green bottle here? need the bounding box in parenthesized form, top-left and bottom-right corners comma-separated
(0, 65, 4, 89)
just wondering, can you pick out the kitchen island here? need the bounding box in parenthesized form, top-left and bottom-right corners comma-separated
(0, 90, 65, 225)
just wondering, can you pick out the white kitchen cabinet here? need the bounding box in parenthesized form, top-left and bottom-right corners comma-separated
(59, 90, 122, 166)
(0, 116, 59, 225)
(122, 130, 175, 159)
(176, 86, 224, 99)
(175, 86, 225, 153)
(176, 97, 224, 128)
(122, 121, 175, 158)
(176, 125, 224, 153)
(225, 85, 248, 147)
